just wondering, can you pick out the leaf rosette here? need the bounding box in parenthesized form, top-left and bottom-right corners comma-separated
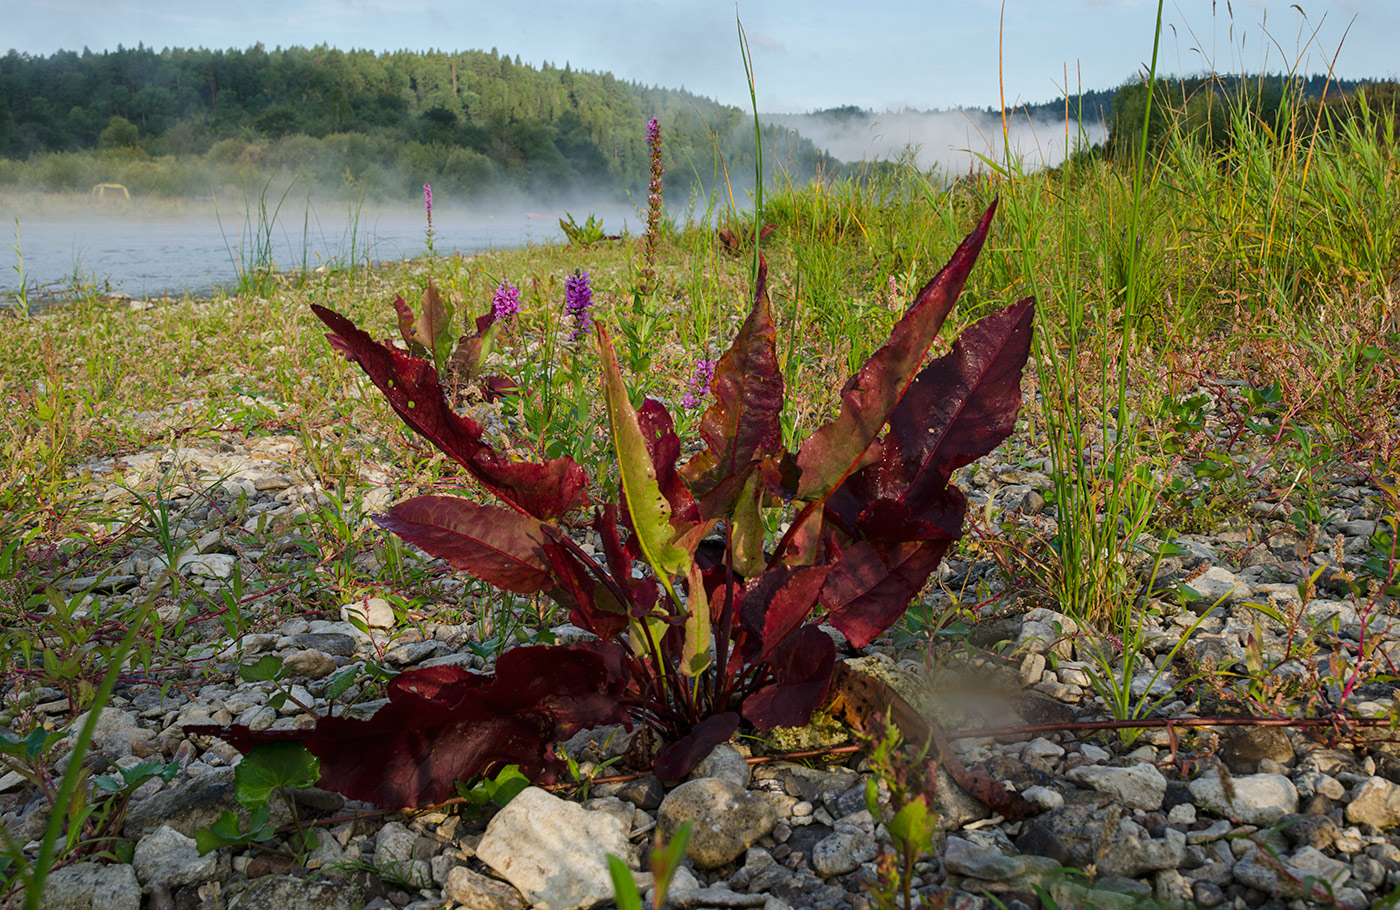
(195, 201, 1034, 808)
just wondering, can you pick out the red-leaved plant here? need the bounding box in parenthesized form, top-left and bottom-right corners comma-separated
(193, 201, 1034, 809)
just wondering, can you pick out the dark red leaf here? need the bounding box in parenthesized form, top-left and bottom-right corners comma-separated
(312, 304, 588, 520)
(593, 504, 660, 619)
(652, 712, 741, 780)
(881, 299, 1035, 511)
(190, 645, 631, 809)
(821, 538, 958, 648)
(416, 281, 450, 352)
(481, 375, 519, 401)
(853, 486, 967, 545)
(739, 565, 832, 662)
(637, 398, 700, 527)
(446, 301, 499, 387)
(392, 295, 424, 354)
(742, 626, 836, 730)
(541, 536, 631, 640)
(792, 201, 996, 505)
(373, 496, 556, 594)
(681, 260, 784, 504)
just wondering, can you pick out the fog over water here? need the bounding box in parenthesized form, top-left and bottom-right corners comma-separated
(0, 196, 642, 301)
(1, 107, 1105, 303)
(765, 109, 1106, 175)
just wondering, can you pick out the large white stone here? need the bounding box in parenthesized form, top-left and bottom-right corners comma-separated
(340, 596, 395, 629)
(42, 862, 140, 910)
(1189, 772, 1297, 826)
(132, 824, 225, 891)
(1345, 776, 1400, 829)
(1066, 761, 1166, 811)
(657, 777, 778, 869)
(477, 787, 634, 910)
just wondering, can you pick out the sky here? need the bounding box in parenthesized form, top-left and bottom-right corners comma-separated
(5, 0, 1396, 113)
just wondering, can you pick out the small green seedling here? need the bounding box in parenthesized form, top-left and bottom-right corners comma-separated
(453, 764, 530, 819)
(609, 820, 692, 910)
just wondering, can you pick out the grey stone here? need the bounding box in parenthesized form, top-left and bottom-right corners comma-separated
(132, 824, 226, 891)
(384, 639, 441, 667)
(1065, 762, 1166, 811)
(1014, 800, 1113, 867)
(1282, 814, 1339, 850)
(1096, 820, 1186, 878)
(1220, 728, 1295, 773)
(41, 861, 141, 910)
(1232, 845, 1305, 898)
(658, 778, 778, 870)
(1189, 772, 1297, 825)
(73, 707, 158, 757)
(1191, 879, 1226, 907)
(810, 829, 877, 877)
(478, 786, 634, 909)
(165, 552, 235, 579)
(689, 743, 751, 789)
(291, 632, 358, 657)
(279, 649, 337, 679)
(583, 795, 638, 833)
(1015, 608, 1078, 659)
(1346, 776, 1400, 829)
(374, 820, 433, 889)
(1182, 566, 1250, 606)
(666, 889, 768, 908)
(944, 836, 1026, 880)
(225, 874, 362, 910)
(932, 765, 992, 830)
(444, 865, 528, 910)
(123, 767, 289, 838)
(615, 775, 664, 810)
(1289, 845, 1350, 890)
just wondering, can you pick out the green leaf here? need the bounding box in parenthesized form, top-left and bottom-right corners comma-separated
(238, 655, 285, 683)
(680, 560, 712, 677)
(324, 664, 359, 702)
(595, 323, 690, 576)
(887, 796, 933, 853)
(484, 765, 530, 807)
(234, 743, 319, 810)
(194, 806, 275, 855)
(729, 468, 767, 579)
(657, 819, 693, 875)
(607, 854, 644, 910)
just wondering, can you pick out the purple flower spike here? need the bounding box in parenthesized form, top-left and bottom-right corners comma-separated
(423, 183, 433, 231)
(640, 117, 664, 296)
(492, 279, 520, 322)
(564, 269, 594, 339)
(680, 357, 716, 408)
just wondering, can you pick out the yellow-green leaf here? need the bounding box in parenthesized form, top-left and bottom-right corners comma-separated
(596, 324, 689, 576)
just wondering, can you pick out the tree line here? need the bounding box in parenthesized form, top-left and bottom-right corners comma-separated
(0, 44, 835, 201)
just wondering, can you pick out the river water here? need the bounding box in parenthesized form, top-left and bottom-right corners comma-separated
(0, 195, 640, 302)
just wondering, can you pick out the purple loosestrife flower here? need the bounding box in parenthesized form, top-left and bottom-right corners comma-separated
(564, 269, 594, 339)
(423, 183, 433, 231)
(680, 357, 716, 408)
(640, 117, 664, 296)
(492, 279, 520, 322)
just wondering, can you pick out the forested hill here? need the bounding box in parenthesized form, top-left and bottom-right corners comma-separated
(0, 44, 834, 201)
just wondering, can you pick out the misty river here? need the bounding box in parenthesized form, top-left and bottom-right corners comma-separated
(0, 196, 641, 303)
